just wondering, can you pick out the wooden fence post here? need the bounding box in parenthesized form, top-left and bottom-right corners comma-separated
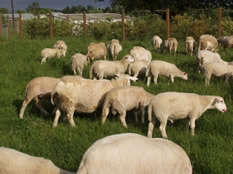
(0, 16, 2, 37)
(83, 11, 87, 40)
(122, 9, 125, 42)
(166, 8, 170, 39)
(49, 12, 53, 41)
(218, 8, 222, 38)
(7, 15, 10, 39)
(19, 13, 23, 40)
(37, 14, 40, 22)
(67, 15, 69, 24)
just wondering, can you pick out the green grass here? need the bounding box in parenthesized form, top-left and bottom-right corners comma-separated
(0, 36, 233, 173)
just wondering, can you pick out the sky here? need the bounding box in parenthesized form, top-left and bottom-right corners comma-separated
(0, 0, 111, 12)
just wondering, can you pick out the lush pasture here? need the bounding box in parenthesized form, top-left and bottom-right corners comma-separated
(0, 36, 233, 173)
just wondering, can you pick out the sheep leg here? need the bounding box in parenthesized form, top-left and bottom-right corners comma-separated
(53, 109, 61, 127)
(119, 110, 127, 128)
(19, 98, 32, 119)
(146, 75, 151, 87)
(101, 105, 110, 125)
(159, 119, 168, 138)
(147, 104, 156, 138)
(190, 118, 196, 136)
(41, 57, 47, 64)
(205, 73, 211, 86)
(35, 97, 49, 116)
(140, 106, 145, 124)
(224, 74, 231, 84)
(67, 108, 76, 127)
(153, 73, 159, 85)
(133, 111, 139, 123)
(170, 75, 175, 83)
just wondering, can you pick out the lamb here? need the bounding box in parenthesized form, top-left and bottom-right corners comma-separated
(164, 38, 178, 57)
(202, 62, 233, 85)
(41, 48, 66, 64)
(218, 35, 233, 50)
(107, 39, 123, 60)
(70, 53, 88, 76)
(76, 133, 192, 174)
(128, 60, 148, 78)
(101, 86, 154, 127)
(147, 92, 227, 138)
(51, 75, 138, 127)
(86, 42, 107, 63)
(19, 77, 60, 119)
(185, 36, 195, 56)
(89, 54, 135, 79)
(0, 147, 74, 174)
(130, 46, 152, 64)
(53, 40, 68, 55)
(198, 34, 218, 52)
(151, 35, 162, 51)
(146, 60, 188, 86)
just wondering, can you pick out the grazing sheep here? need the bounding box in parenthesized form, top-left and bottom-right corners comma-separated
(19, 77, 60, 119)
(70, 53, 88, 76)
(146, 60, 188, 86)
(0, 147, 74, 174)
(51, 75, 137, 127)
(107, 39, 123, 60)
(53, 40, 68, 55)
(198, 34, 218, 52)
(101, 86, 154, 127)
(128, 60, 148, 79)
(41, 48, 66, 64)
(147, 92, 227, 138)
(151, 35, 162, 51)
(202, 62, 233, 85)
(185, 36, 195, 56)
(87, 42, 107, 63)
(89, 54, 135, 79)
(218, 35, 233, 50)
(76, 133, 192, 174)
(164, 38, 178, 57)
(130, 46, 152, 64)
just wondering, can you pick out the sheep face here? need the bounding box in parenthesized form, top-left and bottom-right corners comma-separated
(123, 54, 135, 63)
(212, 97, 227, 113)
(182, 73, 188, 80)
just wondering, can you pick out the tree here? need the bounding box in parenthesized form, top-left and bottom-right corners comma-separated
(26, 2, 40, 15)
(0, 8, 8, 14)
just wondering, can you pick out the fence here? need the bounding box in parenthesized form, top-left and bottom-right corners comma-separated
(0, 8, 230, 41)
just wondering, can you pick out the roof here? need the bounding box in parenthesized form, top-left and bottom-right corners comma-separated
(3, 13, 35, 20)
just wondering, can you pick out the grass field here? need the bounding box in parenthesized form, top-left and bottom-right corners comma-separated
(0, 36, 233, 173)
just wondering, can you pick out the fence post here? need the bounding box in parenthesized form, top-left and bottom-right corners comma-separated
(218, 8, 222, 38)
(19, 13, 23, 40)
(122, 9, 125, 42)
(166, 8, 170, 39)
(67, 15, 69, 24)
(7, 15, 10, 39)
(49, 12, 53, 41)
(37, 14, 40, 22)
(0, 16, 2, 37)
(83, 11, 87, 40)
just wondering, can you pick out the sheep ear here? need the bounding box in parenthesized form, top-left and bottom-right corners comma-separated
(212, 98, 220, 105)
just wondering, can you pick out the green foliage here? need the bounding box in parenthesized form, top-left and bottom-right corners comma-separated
(0, 8, 8, 14)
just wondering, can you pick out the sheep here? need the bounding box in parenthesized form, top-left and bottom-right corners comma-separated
(53, 40, 68, 55)
(86, 42, 107, 63)
(164, 38, 178, 57)
(101, 86, 154, 127)
(76, 133, 192, 174)
(198, 34, 218, 52)
(0, 147, 74, 174)
(185, 36, 195, 56)
(89, 54, 135, 79)
(130, 46, 152, 64)
(51, 75, 138, 127)
(128, 60, 148, 79)
(41, 48, 66, 64)
(202, 62, 233, 85)
(146, 60, 188, 86)
(70, 53, 88, 76)
(151, 35, 162, 52)
(218, 35, 233, 51)
(107, 39, 123, 60)
(147, 92, 227, 138)
(19, 77, 60, 119)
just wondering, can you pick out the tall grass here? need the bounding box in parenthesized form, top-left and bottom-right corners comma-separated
(0, 36, 233, 173)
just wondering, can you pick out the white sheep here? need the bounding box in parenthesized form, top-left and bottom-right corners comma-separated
(164, 38, 178, 57)
(53, 40, 68, 55)
(0, 147, 74, 174)
(151, 35, 163, 51)
(185, 36, 195, 56)
(107, 39, 123, 60)
(76, 133, 192, 174)
(128, 60, 148, 78)
(146, 60, 188, 86)
(19, 77, 60, 119)
(202, 62, 233, 85)
(89, 54, 135, 79)
(147, 92, 227, 138)
(198, 34, 218, 52)
(130, 46, 152, 64)
(101, 86, 154, 127)
(51, 75, 138, 127)
(70, 53, 88, 76)
(218, 35, 233, 51)
(86, 42, 107, 63)
(41, 48, 66, 64)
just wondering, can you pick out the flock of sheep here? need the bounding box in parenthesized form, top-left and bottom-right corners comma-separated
(1, 34, 233, 174)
